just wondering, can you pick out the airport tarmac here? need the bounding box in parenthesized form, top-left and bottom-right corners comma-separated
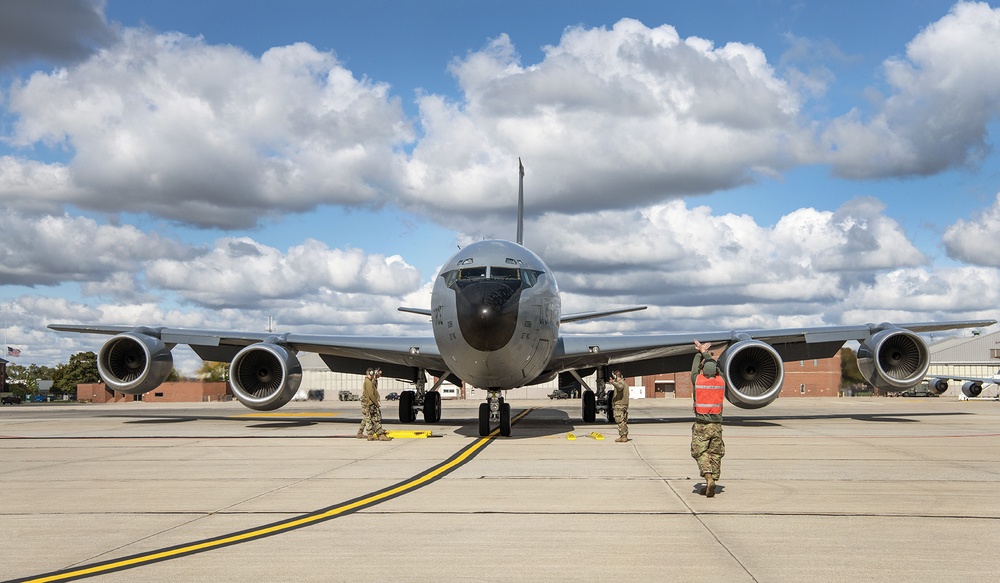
(3, 396, 1000, 582)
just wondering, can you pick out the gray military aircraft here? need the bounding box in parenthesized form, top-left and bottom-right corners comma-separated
(924, 369, 1000, 398)
(49, 162, 996, 436)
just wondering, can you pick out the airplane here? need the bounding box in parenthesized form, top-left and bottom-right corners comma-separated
(924, 369, 1000, 399)
(49, 161, 996, 437)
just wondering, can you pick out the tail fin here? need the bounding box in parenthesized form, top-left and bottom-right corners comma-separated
(517, 158, 524, 246)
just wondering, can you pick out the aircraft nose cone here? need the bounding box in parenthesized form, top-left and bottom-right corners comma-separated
(455, 280, 521, 352)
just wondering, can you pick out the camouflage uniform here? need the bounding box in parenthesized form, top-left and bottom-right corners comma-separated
(691, 351, 725, 487)
(359, 374, 390, 440)
(609, 377, 629, 440)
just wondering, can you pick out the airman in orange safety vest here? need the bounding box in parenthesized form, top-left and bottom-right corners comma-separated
(691, 340, 725, 497)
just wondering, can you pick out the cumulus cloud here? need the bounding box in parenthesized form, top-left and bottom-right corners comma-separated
(0, 0, 117, 67)
(823, 1, 1000, 178)
(943, 193, 1000, 265)
(144, 237, 423, 308)
(5, 30, 413, 228)
(403, 19, 810, 217)
(0, 211, 189, 288)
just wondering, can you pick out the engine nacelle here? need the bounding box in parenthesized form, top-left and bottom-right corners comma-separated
(229, 343, 302, 411)
(857, 325, 930, 392)
(718, 339, 784, 409)
(97, 330, 174, 395)
(927, 378, 949, 394)
(962, 381, 983, 398)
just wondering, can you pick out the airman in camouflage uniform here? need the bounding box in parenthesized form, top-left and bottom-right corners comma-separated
(691, 340, 725, 496)
(358, 368, 392, 441)
(609, 370, 630, 442)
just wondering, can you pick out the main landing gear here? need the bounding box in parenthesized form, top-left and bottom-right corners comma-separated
(478, 388, 511, 437)
(398, 369, 444, 424)
(578, 367, 615, 424)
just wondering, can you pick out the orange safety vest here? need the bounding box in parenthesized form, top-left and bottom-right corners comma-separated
(694, 373, 725, 415)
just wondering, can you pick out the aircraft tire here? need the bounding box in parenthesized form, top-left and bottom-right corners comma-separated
(582, 391, 596, 423)
(606, 390, 616, 423)
(399, 391, 416, 423)
(478, 402, 490, 436)
(499, 402, 511, 437)
(423, 391, 441, 423)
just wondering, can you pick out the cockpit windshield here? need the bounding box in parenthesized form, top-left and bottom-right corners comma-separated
(442, 265, 543, 288)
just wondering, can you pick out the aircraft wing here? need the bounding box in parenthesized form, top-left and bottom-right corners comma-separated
(47, 324, 446, 380)
(547, 320, 997, 378)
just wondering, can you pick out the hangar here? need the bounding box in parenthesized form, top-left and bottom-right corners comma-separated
(926, 330, 1000, 398)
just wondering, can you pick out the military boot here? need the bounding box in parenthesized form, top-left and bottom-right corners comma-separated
(356, 430, 366, 439)
(705, 474, 717, 498)
(377, 432, 393, 441)
(615, 435, 629, 443)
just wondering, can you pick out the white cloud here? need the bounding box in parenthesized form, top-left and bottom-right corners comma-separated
(0, 211, 188, 287)
(144, 237, 423, 308)
(943, 193, 1000, 265)
(823, 1, 1000, 178)
(5, 30, 414, 228)
(403, 19, 809, 217)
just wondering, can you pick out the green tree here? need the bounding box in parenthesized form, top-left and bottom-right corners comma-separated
(52, 352, 101, 393)
(6, 363, 56, 396)
(839, 347, 866, 387)
(197, 361, 229, 382)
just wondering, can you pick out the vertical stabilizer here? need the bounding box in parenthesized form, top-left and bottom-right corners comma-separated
(517, 158, 524, 245)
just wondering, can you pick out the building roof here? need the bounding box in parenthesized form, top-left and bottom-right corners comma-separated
(929, 330, 1000, 364)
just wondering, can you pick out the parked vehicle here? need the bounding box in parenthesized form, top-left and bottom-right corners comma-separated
(548, 389, 569, 399)
(338, 390, 360, 401)
(2, 395, 22, 405)
(385, 392, 399, 401)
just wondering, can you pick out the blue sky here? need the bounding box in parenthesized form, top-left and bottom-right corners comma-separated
(2, 0, 1000, 372)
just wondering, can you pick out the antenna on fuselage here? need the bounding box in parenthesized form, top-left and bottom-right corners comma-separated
(517, 158, 524, 245)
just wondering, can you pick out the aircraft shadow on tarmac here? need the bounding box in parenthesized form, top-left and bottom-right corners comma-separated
(106, 408, 969, 438)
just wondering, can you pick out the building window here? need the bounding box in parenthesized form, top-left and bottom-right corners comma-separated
(154, 392, 164, 397)
(800, 384, 806, 394)
(813, 359, 818, 366)
(799, 360, 804, 367)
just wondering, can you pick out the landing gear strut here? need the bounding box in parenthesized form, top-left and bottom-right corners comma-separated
(399, 369, 445, 424)
(575, 367, 613, 423)
(478, 389, 510, 437)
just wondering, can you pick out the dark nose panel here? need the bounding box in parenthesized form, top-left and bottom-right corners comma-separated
(454, 280, 523, 352)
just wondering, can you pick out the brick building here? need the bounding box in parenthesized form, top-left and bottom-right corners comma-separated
(76, 382, 231, 403)
(630, 350, 842, 399)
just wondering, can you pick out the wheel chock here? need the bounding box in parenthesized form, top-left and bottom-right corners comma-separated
(588, 432, 604, 440)
(566, 433, 576, 440)
(385, 430, 432, 439)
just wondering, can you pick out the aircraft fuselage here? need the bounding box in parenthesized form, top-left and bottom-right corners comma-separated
(431, 240, 560, 389)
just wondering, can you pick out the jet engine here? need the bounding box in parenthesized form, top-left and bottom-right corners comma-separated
(97, 329, 174, 395)
(229, 342, 302, 411)
(961, 381, 983, 398)
(856, 325, 929, 392)
(927, 378, 949, 395)
(718, 339, 784, 409)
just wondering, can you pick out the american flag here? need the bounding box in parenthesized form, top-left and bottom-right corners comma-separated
(7, 346, 20, 357)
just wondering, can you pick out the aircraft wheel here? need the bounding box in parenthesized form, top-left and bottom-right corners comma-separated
(423, 391, 441, 423)
(399, 391, 416, 423)
(582, 391, 596, 423)
(478, 403, 490, 436)
(606, 390, 616, 423)
(499, 402, 511, 437)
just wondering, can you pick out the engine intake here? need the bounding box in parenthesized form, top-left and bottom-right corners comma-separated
(962, 381, 983, 398)
(718, 339, 784, 409)
(857, 325, 929, 392)
(229, 343, 302, 411)
(97, 330, 174, 395)
(927, 378, 949, 394)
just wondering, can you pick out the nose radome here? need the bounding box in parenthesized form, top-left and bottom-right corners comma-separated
(455, 280, 522, 352)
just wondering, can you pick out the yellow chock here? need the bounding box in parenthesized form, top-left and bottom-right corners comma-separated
(588, 432, 604, 440)
(385, 430, 432, 439)
(566, 433, 576, 440)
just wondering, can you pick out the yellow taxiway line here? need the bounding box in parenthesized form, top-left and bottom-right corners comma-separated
(15, 408, 537, 583)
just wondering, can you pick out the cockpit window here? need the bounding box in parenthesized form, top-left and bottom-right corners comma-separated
(442, 265, 544, 288)
(490, 267, 520, 280)
(458, 266, 487, 280)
